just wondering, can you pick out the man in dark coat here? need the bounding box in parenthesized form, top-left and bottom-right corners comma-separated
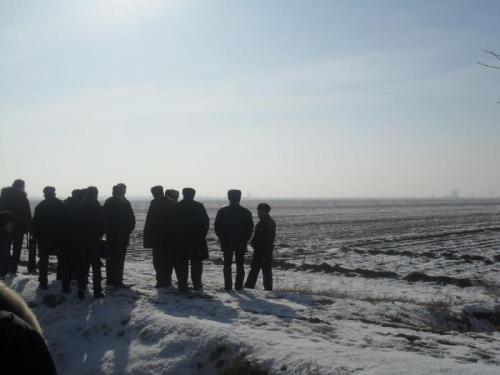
(74, 186, 105, 299)
(143, 186, 175, 287)
(0, 211, 15, 280)
(32, 187, 72, 291)
(63, 189, 86, 281)
(103, 184, 135, 288)
(214, 189, 254, 290)
(0, 281, 58, 374)
(0, 180, 32, 274)
(172, 188, 209, 292)
(244, 203, 276, 291)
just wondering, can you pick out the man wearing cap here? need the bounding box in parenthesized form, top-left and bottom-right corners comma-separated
(143, 186, 175, 287)
(244, 203, 276, 291)
(165, 189, 179, 203)
(103, 184, 135, 288)
(32, 186, 72, 291)
(171, 188, 209, 291)
(0, 179, 32, 274)
(74, 186, 105, 299)
(214, 189, 254, 291)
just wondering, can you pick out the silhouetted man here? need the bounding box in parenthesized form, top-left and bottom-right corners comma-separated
(74, 187, 105, 299)
(0, 180, 31, 274)
(32, 187, 72, 291)
(172, 188, 209, 291)
(64, 188, 87, 281)
(244, 203, 276, 291)
(143, 186, 175, 288)
(215, 189, 254, 290)
(103, 184, 135, 288)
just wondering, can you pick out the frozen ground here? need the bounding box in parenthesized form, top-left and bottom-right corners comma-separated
(7, 198, 500, 374)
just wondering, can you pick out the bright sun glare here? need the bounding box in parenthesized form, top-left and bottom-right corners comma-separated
(92, 0, 173, 28)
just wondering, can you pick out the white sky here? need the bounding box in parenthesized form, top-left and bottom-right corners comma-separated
(1, 0, 499, 198)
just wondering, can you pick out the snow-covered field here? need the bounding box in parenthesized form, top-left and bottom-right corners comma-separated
(5, 198, 500, 374)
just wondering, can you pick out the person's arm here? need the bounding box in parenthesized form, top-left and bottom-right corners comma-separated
(23, 197, 32, 233)
(128, 202, 136, 233)
(98, 206, 106, 238)
(244, 210, 254, 243)
(201, 205, 209, 237)
(31, 206, 40, 240)
(250, 222, 260, 249)
(269, 219, 276, 246)
(143, 204, 153, 248)
(214, 209, 223, 241)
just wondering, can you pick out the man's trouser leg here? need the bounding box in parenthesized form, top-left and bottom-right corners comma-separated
(262, 255, 273, 291)
(190, 258, 203, 291)
(59, 248, 72, 291)
(9, 231, 24, 273)
(235, 250, 245, 290)
(152, 246, 161, 285)
(173, 252, 189, 291)
(244, 255, 261, 289)
(90, 255, 102, 295)
(38, 248, 49, 287)
(164, 247, 174, 287)
(222, 249, 233, 290)
(116, 238, 128, 283)
(27, 237, 37, 273)
(106, 239, 118, 285)
(77, 256, 90, 291)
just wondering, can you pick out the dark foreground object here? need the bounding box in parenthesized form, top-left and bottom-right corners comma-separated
(0, 282, 57, 374)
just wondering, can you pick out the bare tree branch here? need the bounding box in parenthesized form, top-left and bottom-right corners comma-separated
(484, 49, 500, 62)
(477, 49, 500, 69)
(477, 61, 500, 69)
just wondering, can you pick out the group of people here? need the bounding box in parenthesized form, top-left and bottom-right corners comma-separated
(0, 180, 135, 299)
(0, 179, 276, 299)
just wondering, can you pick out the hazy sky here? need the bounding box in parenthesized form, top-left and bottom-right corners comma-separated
(1, 0, 499, 198)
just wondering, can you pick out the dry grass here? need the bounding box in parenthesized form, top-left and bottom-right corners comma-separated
(275, 284, 455, 308)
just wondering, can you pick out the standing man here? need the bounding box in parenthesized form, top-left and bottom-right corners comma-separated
(172, 188, 209, 292)
(244, 203, 276, 291)
(103, 184, 135, 288)
(74, 186, 105, 299)
(143, 186, 174, 288)
(214, 189, 254, 291)
(64, 188, 87, 282)
(32, 187, 71, 291)
(0, 180, 31, 274)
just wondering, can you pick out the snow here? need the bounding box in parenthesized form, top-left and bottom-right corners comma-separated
(5, 198, 500, 374)
(5, 258, 500, 374)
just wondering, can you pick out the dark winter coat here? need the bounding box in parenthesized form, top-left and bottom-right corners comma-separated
(0, 227, 9, 277)
(214, 205, 254, 251)
(32, 198, 71, 249)
(0, 187, 31, 234)
(103, 197, 135, 238)
(0, 311, 57, 374)
(251, 215, 276, 256)
(0, 282, 57, 374)
(172, 199, 209, 260)
(143, 196, 174, 248)
(73, 200, 105, 242)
